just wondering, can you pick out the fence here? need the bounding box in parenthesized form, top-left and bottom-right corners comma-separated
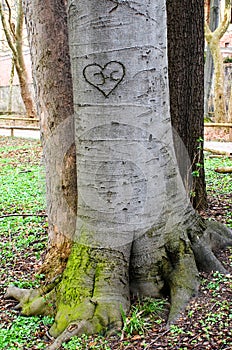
(0, 117, 231, 140)
(0, 115, 39, 137)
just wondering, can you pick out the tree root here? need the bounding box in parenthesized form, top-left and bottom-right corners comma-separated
(163, 238, 200, 324)
(46, 321, 87, 350)
(188, 219, 232, 274)
(47, 300, 124, 349)
(5, 275, 61, 316)
(5, 286, 55, 316)
(5, 220, 232, 349)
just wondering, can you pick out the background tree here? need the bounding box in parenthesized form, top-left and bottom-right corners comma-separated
(204, 0, 220, 118)
(0, 0, 36, 117)
(7, 1, 232, 348)
(205, 0, 231, 122)
(167, 0, 207, 211)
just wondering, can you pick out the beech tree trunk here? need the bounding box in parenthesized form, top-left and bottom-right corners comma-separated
(7, 1, 232, 348)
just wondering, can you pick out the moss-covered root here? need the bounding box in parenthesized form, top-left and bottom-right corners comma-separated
(46, 321, 87, 350)
(46, 305, 123, 350)
(5, 278, 59, 316)
(48, 243, 130, 341)
(164, 239, 200, 324)
(188, 220, 232, 274)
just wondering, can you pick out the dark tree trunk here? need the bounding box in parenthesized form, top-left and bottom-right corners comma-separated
(167, 0, 207, 211)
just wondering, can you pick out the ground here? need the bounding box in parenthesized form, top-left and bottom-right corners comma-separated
(0, 135, 232, 349)
(204, 126, 232, 142)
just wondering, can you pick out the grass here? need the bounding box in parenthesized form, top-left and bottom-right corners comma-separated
(205, 155, 232, 196)
(204, 154, 232, 229)
(0, 137, 232, 349)
(0, 315, 54, 350)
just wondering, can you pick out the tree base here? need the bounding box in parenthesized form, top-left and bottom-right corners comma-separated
(5, 220, 232, 349)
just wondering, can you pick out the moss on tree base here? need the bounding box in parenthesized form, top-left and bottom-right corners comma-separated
(5, 220, 232, 349)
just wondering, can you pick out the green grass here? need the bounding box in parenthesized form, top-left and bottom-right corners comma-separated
(0, 164, 45, 214)
(0, 137, 50, 350)
(204, 155, 232, 195)
(0, 315, 53, 350)
(204, 155, 232, 228)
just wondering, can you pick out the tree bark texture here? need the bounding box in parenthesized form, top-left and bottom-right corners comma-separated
(23, 0, 77, 279)
(8, 1, 232, 347)
(166, 0, 207, 210)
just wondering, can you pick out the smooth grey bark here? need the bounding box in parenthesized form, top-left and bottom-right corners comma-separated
(69, 0, 190, 247)
(204, 0, 220, 117)
(68, 0, 199, 327)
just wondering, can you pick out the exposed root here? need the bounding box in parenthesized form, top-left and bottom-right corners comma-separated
(188, 219, 232, 274)
(47, 243, 130, 338)
(190, 238, 228, 274)
(167, 262, 199, 324)
(163, 239, 200, 324)
(5, 275, 62, 316)
(47, 301, 123, 350)
(46, 321, 86, 350)
(5, 286, 40, 310)
(205, 220, 232, 250)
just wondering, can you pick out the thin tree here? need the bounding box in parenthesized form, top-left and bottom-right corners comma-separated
(0, 0, 36, 117)
(204, 0, 220, 118)
(205, 0, 231, 122)
(7, 1, 232, 348)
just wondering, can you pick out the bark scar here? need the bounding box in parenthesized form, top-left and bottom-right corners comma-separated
(109, 4, 119, 13)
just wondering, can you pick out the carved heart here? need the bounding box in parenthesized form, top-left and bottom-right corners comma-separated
(83, 61, 125, 97)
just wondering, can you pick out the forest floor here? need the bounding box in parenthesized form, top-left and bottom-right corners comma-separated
(0, 136, 232, 350)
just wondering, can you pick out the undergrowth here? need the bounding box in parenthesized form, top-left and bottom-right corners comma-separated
(0, 137, 232, 349)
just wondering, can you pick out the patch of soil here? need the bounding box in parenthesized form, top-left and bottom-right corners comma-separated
(204, 127, 232, 142)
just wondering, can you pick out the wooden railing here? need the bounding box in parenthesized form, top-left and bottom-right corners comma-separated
(0, 117, 232, 139)
(0, 115, 40, 137)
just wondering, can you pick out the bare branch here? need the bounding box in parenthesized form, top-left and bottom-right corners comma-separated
(0, 2, 17, 57)
(5, 0, 17, 40)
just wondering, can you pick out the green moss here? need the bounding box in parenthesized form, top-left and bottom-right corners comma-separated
(21, 294, 54, 316)
(48, 240, 129, 337)
(57, 244, 96, 303)
(50, 243, 111, 336)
